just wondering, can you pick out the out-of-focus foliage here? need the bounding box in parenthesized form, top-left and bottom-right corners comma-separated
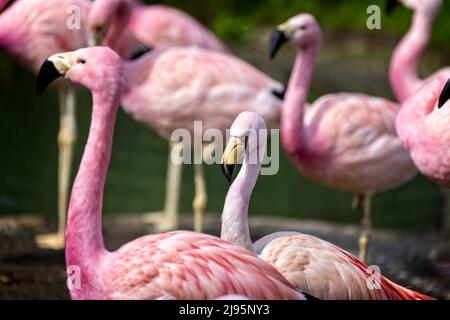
(149, 0, 450, 49)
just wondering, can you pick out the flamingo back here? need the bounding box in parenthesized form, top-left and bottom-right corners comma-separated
(94, 231, 304, 300)
(0, 0, 91, 73)
(298, 93, 417, 194)
(257, 234, 434, 300)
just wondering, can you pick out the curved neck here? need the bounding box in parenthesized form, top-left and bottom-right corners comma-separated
(66, 89, 120, 272)
(221, 157, 262, 252)
(390, 10, 435, 103)
(282, 44, 318, 158)
(104, 0, 133, 49)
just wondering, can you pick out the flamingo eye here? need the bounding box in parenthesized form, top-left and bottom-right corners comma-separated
(78, 58, 86, 64)
(299, 25, 307, 30)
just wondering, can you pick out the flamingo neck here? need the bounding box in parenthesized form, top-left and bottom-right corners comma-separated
(104, 0, 133, 49)
(65, 89, 119, 274)
(221, 159, 262, 252)
(282, 44, 318, 159)
(390, 10, 435, 103)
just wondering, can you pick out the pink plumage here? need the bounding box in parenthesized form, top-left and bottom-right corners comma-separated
(220, 111, 434, 300)
(121, 47, 282, 141)
(272, 14, 416, 198)
(37, 47, 305, 300)
(396, 77, 450, 187)
(390, 0, 450, 103)
(88, 0, 228, 59)
(0, 0, 90, 73)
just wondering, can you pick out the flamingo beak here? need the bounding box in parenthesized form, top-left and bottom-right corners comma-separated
(386, 0, 400, 15)
(438, 79, 450, 109)
(36, 52, 78, 95)
(221, 137, 245, 183)
(269, 26, 288, 60)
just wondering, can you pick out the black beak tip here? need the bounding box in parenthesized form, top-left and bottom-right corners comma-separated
(269, 29, 286, 60)
(36, 60, 62, 96)
(221, 163, 235, 183)
(438, 79, 450, 109)
(386, 0, 399, 15)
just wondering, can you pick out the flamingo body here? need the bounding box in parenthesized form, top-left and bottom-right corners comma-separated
(0, 0, 90, 72)
(121, 47, 281, 140)
(255, 233, 433, 300)
(94, 231, 303, 300)
(291, 93, 417, 195)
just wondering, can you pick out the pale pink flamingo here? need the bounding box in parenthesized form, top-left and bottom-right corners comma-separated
(87, 0, 228, 59)
(220, 111, 434, 300)
(35, 47, 307, 300)
(268, 14, 417, 262)
(388, 0, 450, 103)
(0, 0, 92, 249)
(396, 77, 450, 187)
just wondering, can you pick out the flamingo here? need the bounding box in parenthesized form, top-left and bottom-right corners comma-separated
(220, 111, 434, 300)
(387, 0, 450, 103)
(396, 77, 450, 187)
(87, 0, 231, 233)
(0, 0, 91, 249)
(87, 0, 228, 59)
(268, 14, 417, 263)
(35, 47, 308, 300)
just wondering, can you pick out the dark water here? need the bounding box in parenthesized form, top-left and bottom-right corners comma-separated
(0, 52, 444, 232)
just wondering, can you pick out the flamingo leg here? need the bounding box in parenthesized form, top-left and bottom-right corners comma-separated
(144, 142, 181, 231)
(358, 195, 372, 263)
(36, 87, 77, 249)
(193, 163, 207, 233)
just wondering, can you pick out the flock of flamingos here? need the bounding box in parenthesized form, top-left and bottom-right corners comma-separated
(1, 0, 449, 300)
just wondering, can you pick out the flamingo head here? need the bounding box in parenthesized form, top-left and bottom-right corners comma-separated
(269, 13, 321, 59)
(386, 0, 442, 16)
(87, 0, 132, 46)
(36, 47, 123, 95)
(221, 112, 267, 183)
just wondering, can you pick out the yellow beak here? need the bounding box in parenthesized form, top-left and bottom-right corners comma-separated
(221, 137, 245, 182)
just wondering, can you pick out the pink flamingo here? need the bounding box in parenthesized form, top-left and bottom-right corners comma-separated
(388, 0, 450, 103)
(396, 77, 450, 187)
(268, 14, 417, 262)
(220, 111, 434, 300)
(35, 47, 307, 300)
(0, 0, 92, 249)
(87, 0, 228, 59)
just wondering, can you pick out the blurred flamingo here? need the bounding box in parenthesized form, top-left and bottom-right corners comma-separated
(220, 111, 434, 300)
(268, 14, 417, 262)
(35, 47, 308, 300)
(87, 0, 228, 59)
(388, 0, 450, 102)
(0, 0, 91, 249)
(87, 0, 233, 233)
(396, 77, 450, 186)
